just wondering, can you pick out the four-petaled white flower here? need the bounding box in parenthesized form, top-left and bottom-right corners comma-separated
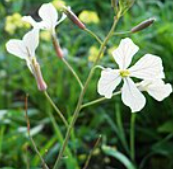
(138, 79, 172, 101)
(97, 38, 167, 112)
(6, 29, 47, 91)
(22, 3, 67, 34)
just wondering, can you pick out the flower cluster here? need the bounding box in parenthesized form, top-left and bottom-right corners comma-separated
(97, 38, 172, 112)
(5, 2, 172, 113)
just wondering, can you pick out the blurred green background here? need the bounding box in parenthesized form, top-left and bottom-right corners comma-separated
(0, 0, 173, 169)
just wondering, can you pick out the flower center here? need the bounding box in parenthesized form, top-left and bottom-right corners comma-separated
(119, 70, 130, 77)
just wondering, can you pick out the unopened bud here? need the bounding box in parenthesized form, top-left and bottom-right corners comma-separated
(131, 18, 155, 33)
(32, 61, 47, 91)
(63, 6, 86, 30)
(52, 35, 64, 59)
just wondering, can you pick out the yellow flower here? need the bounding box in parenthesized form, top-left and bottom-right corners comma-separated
(79, 10, 100, 24)
(88, 46, 103, 62)
(5, 13, 30, 35)
(52, 0, 66, 10)
(40, 31, 51, 41)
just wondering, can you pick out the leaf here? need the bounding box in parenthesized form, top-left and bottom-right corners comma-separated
(102, 145, 136, 169)
(158, 120, 173, 133)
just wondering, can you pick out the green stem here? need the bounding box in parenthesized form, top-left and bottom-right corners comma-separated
(47, 110, 79, 169)
(62, 58, 84, 90)
(53, 15, 120, 169)
(115, 103, 129, 154)
(81, 91, 121, 109)
(84, 28, 103, 44)
(44, 91, 68, 128)
(25, 97, 49, 169)
(113, 31, 131, 36)
(83, 135, 102, 169)
(130, 113, 136, 161)
(52, 34, 83, 90)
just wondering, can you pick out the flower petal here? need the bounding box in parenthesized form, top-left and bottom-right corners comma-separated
(23, 29, 39, 57)
(6, 40, 28, 59)
(112, 38, 139, 69)
(97, 68, 121, 99)
(122, 77, 146, 112)
(38, 3, 58, 30)
(141, 80, 172, 101)
(56, 13, 67, 25)
(22, 16, 37, 27)
(129, 54, 164, 79)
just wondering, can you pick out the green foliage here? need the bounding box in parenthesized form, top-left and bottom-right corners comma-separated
(0, 0, 173, 169)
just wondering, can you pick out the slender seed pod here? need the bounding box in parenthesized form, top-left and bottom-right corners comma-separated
(131, 18, 156, 33)
(52, 35, 64, 59)
(32, 59, 47, 91)
(63, 6, 86, 30)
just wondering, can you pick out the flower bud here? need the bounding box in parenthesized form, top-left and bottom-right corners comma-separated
(131, 18, 155, 33)
(32, 60, 47, 91)
(52, 35, 64, 59)
(63, 6, 86, 30)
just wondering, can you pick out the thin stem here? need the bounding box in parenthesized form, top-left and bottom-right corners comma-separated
(25, 96, 49, 169)
(81, 91, 121, 109)
(113, 31, 131, 36)
(115, 103, 129, 154)
(52, 34, 83, 89)
(84, 28, 103, 45)
(83, 135, 102, 169)
(44, 91, 68, 128)
(53, 15, 121, 169)
(62, 58, 84, 90)
(130, 113, 136, 161)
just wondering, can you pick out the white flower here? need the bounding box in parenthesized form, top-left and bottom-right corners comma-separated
(6, 29, 39, 73)
(97, 38, 165, 112)
(22, 3, 66, 34)
(6, 29, 47, 91)
(138, 79, 172, 101)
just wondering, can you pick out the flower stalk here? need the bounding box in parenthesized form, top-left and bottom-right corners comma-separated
(25, 95, 49, 169)
(44, 91, 68, 128)
(53, 13, 121, 169)
(52, 34, 83, 90)
(130, 113, 136, 161)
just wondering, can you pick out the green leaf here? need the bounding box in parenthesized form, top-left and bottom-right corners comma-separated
(158, 120, 173, 133)
(102, 145, 136, 169)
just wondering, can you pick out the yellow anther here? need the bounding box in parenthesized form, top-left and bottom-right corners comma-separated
(119, 70, 130, 77)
